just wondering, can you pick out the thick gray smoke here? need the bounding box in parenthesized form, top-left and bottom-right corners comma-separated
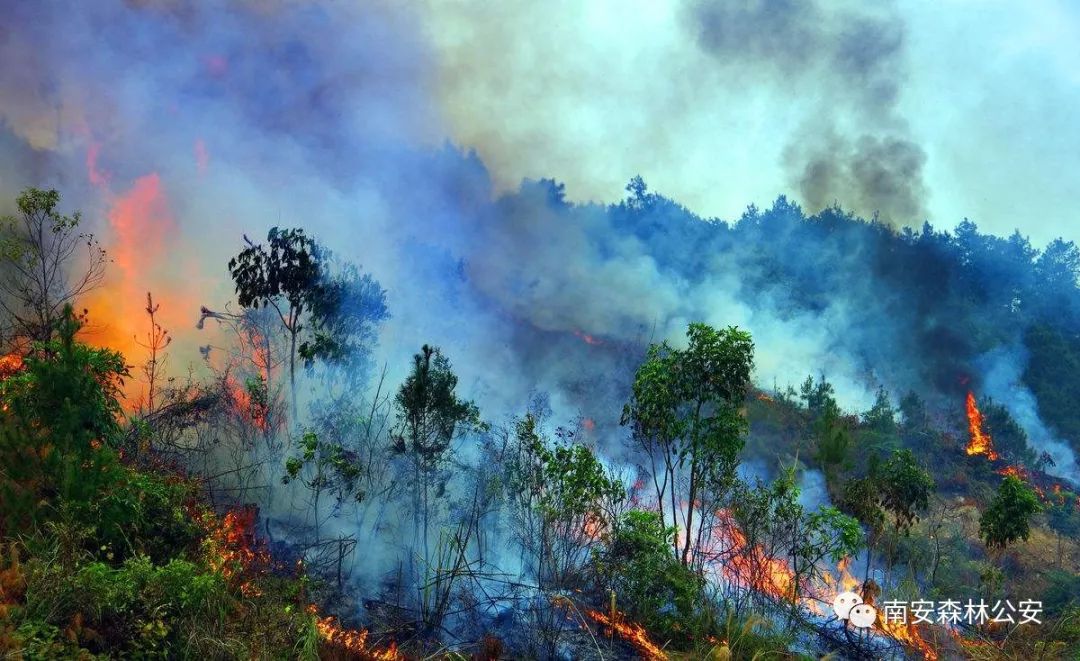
(687, 0, 927, 225)
(979, 345, 1080, 484)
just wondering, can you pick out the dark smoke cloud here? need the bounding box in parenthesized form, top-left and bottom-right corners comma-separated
(687, 0, 927, 224)
(786, 132, 927, 223)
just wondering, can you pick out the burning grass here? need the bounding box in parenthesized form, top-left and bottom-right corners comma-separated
(585, 607, 667, 660)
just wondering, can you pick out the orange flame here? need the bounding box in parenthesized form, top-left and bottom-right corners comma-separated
(0, 352, 25, 378)
(202, 506, 269, 597)
(585, 608, 666, 660)
(996, 465, 1024, 479)
(716, 510, 800, 602)
(877, 617, 939, 661)
(307, 605, 403, 660)
(965, 391, 998, 460)
(572, 329, 603, 346)
(224, 374, 270, 432)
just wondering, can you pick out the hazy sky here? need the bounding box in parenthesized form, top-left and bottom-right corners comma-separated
(419, 0, 1080, 245)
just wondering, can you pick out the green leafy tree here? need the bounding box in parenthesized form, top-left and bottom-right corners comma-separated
(1047, 493, 1080, 567)
(593, 509, 705, 642)
(0, 305, 128, 534)
(228, 227, 322, 407)
(507, 413, 625, 588)
(729, 469, 861, 613)
(862, 386, 900, 452)
(839, 475, 887, 582)
(980, 475, 1041, 554)
(981, 400, 1037, 466)
(814, 405, 852, 486)
(875, 449, 934, 534)
(799, 374, 839, 420)
(299, 263, 388, 386)
(622, 322, 754, 567)
(392, 345, 482, 569)
(0, 188, 107, 345)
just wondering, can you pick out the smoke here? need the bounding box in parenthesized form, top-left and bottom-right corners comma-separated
(687, 0, 927, 224)
(978, 345, 1080, 485)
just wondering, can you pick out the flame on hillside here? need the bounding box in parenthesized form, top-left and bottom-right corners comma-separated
(307, 605, 403, 660)
(585, 608, 666, 660)
(224, 374, 270, 432)
(965, 391, 998, 460)
(572, 329, 603, 346)
(878, 616, 939, 661)
(716, 510, 800, 602)
(709, 511, 940, 659)
(0, 353, 24, 378)
(202, 506, 268, 597)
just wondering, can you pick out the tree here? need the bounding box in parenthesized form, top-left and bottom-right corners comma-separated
(875, 449, 934, 534)
(622, 323, 754, 567)
(593, 509, 704, 642)
(980, 475, 1041, 554)
(1046, 492, 1079, 568)
(283, 430, 364, 586)
(0, 305, 128, 534)
(799, 374, 839, 420)
(981, 400, 1037, 466)
(506, 413, 624, 588)
(725, 469, 862, 618)
(814, 404, 852, 487)
(862, 386, 899, 451)
(392, 345, 482, 570)
(228, 227, 322, 409)
(228, 229, 388, 412)
(0, 188, 107, 346)
(299, 263, 388, 389)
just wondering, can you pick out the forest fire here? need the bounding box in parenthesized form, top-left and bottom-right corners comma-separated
(585, 608, 666, 660)
(0, 353, 23, 377)
(877, 616, 939, 661)
(203, 506, 268, 597)
(224, 374, 270, 432)
(307, 606, 404, 661)
(572, 329, 603, 346)
(965, 391, 998, 460)
(716, 510, 799, 601)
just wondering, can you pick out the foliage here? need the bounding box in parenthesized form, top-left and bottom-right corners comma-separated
(299, 263, 388, 382)
(283, 430, 365, 545)
(813, 404, 852, 485)
(593, 509, 706, 642)
(980, 475, 1041, 552)
(0, 188, 106, 345)
(507, 413, 625, 588)
(393, 344, 482, 468)
(0, 305, 128, 535)
(622, 322, 754, 566)
(228, 228, 388, 403)
(799, 374, 839, 421)
(873, 449, 934, 534)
